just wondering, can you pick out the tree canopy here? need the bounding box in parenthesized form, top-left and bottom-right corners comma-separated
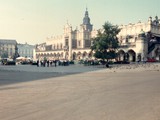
(91, 22, 120, 62)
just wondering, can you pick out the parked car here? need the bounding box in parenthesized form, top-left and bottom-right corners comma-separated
(114, 61, 130, 64)
(1, 58, 16, 65)
(146, 58, 157, 62)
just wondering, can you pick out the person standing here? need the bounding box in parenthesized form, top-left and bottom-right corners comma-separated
(54, 60, 57, 67)
(47, 60, 50, 67)
(37, 60, 39, 67)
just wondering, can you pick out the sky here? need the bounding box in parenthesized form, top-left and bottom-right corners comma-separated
(0, 0, 160, 45)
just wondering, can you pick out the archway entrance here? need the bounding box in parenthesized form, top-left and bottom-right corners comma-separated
(72, 52, 77, 60)
(77, 52, 82, 60)
(128, 50, 136, 62)
(117, 50, 125, 61)
(155, 47, 160, 61)
(82, 51, 88, 59)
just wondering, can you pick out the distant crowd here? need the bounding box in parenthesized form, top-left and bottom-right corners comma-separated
(36, 60, 72, 67)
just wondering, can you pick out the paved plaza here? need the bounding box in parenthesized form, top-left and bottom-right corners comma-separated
(0, 63, 160, 120)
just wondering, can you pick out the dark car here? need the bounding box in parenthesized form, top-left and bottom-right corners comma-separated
(1, 58, 16, 65)
(114, 61, 130, 64)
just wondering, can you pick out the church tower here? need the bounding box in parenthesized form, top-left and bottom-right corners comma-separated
(78, 8, 93, 49)
(81, 8, 93, 31)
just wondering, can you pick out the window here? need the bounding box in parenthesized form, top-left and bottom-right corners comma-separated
(65, 39, 69, 46)
(60, 43, 63, 49)
(126, 38, 128, 43)
(57, 44, 59, 49)
(78, 41, 81, 46)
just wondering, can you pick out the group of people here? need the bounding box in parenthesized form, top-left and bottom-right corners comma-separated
(36, 60, 57, 67)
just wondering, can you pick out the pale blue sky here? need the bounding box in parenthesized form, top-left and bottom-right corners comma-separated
(0, 0, 160, 45)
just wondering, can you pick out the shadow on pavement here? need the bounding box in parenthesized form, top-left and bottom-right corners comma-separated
(0, 71, 78, 86)
(0, 65, 106, 86)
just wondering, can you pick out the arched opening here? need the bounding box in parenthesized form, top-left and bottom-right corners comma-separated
(82, 51, 88, 59)
(60, 52, 63, 59)
(50, 53, 53, 57)
(53, 53, 56, 59)
(124, 53, 129, 62)
(57, 44, 59, 49)
(72, 52, 77, 60)
(88, 51, 93, 59)
(47, 53, 49, 58)
(65, 52, 69, 59)
(57, 53, 60, 59)
(36, 54, 39, 59)
(77, 52, 82, 60)
(128, 49, 136, 62)
(117, 50, 125, 61)
(155, 47, 160, 61)
(137, 53, 142, 62)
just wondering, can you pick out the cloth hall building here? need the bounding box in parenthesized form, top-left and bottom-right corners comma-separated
(36, 9, 97, 61)
(35, 9, 160, 62)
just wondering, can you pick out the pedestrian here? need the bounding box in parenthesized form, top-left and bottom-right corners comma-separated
(47, 60, 49, 67)
(37, 60, 39, 67)
(54, 60, 57, 67)
(40, 61, 43, 67)
(50, 61, 53, 67)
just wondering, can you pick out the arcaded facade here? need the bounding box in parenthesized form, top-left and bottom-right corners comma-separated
(117, 16, 160, 62)
(35, 9, 160, 62)
(36, 9, 97, 60)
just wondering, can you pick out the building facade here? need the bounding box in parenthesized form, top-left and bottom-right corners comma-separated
(0, 39, 18, 59)
(36, 9, 160, 62)
(36, 8, 97, 60)
(17, 43, 35, 59)
(117, 16, 160, 62)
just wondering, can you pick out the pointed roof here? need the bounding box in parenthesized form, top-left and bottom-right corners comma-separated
(83, 8, 91, 25)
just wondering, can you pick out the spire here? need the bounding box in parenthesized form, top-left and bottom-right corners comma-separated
(86, 5, 88, 11)
(83, 8, 90, 25)
(84, 8, 88, 17)
(86, 6, 88, 11)
(81, 8, 93, 31)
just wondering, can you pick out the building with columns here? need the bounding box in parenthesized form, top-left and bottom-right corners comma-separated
(35, 9, 160, 62)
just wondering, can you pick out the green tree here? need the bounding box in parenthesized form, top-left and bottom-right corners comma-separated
(91, 22, 120, 66)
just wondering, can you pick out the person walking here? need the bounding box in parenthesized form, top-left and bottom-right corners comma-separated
(37, 60, 39, 67)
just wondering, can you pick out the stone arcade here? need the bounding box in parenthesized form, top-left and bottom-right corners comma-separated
(35, 9, 160, 62)
(117, 16, 160, 62)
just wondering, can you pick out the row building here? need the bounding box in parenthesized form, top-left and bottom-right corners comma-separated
(0, 39, 18, 59)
